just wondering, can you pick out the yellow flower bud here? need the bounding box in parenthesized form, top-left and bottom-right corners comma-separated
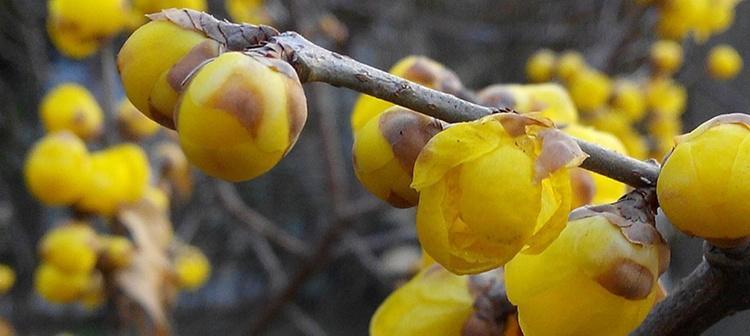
(176, 52, 307, 182)
(99, 235, 135, 270)
(645, 77, 687, 117)
(564, 124, 628, 207)
(118, 20, 222, 128)
(556, 50, 586, 82)
(156, 142, 193, 199)
(525, 49, 556, 83)
(650, 40, 683, 74)
(24, 132, 91, 206)
(40, 221, 98, 274)
(658, 114, 750, 243)
(40, 83, 103, 141)
(702, 3, 736, 37)
(412, 113, 586, 274)
(48, 0, 129, 37)
(34, 263, 89, 304)
(77, 144, 150, 215)
(656, 13, 690, 41)
(350, 56, 462, 132)
(370, 265, 473, 336)
(707, 44, 743, 80)
(226, 0, 271, 25)
(568, 69, 612, 112)
(611, 80, 647, 122)
(47, 0, 129, 58)
(117, 98, 161, 140)
(175, 246, 211, 290)
(0, 265, 15, 295)
(589, 111, 649, 160)
(477, 84, 578, 125)
(506, 190, 668, 336)
(353, 107, 445, 208)
(46, 22, 100, 59)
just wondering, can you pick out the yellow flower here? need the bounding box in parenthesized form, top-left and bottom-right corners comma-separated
(556, 50, 586, 82)
(77, 144, 150, 215)
(658, 114, 750, 243)
(40, 83, 103, 141)
(525, 49, 556, 83)
(477, 83, 579, 125)
(370, 265, 473, 336)
(411, 113, 586, 274)
(707, 44, 743, 80)
(564, 124, 628, 207)
(611, 80, 646, 122)
(40, 221, 98, 274)
(175, 246, 211, 290)
(0, 265, 15, 295)
(568, 69, 612, 112)
(155, 142, 193, 199)
(47, 0, 129, 57)
(176, 52, 307, 182)
(589, 111, 649, 160)
(118, 19, 222, 128)
(353, 107, 445, 208)
(650, 40, 683, 74)
(99, 235, 135, 270)
(506, 190, 668, 336)
(24, 132, 91, 206)
(657, 0, 707, 41)
(226, 0, 271, 25)
(117, 98, 161, 140)
(645, 77, 687, 117)
(34, 263, 89, 304)
(46, 22, 100, 59)
(350, 56, 461, 132)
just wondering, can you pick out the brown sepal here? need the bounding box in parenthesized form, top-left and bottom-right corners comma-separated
(148, 8, 280, 51)
(569, 188, 670, 274)
(379, 106, 447, 175)
(462, 268, 517, 336)
(535, 128, 588, 181)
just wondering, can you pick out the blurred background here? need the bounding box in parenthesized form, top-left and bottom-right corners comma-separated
(1, 0, 749, 335)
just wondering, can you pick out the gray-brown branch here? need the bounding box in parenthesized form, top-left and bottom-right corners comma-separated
(632, 242, 750, 336)
(155, 9, 660, 188)
(266, 32, 660, 188)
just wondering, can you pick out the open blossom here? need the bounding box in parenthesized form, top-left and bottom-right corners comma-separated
(412, 113, 586, 274)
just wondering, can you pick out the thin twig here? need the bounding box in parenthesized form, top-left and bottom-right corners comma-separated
(161, 9, 662, 188)
(268, 32, 662, 187)
(215, 181, 309, 256)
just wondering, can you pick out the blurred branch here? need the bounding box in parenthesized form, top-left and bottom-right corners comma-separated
(248, 234, 287, 291)
(284, 304, 327, 336)
(633, 242, 750, 336)
(215, 181, 309, 256)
